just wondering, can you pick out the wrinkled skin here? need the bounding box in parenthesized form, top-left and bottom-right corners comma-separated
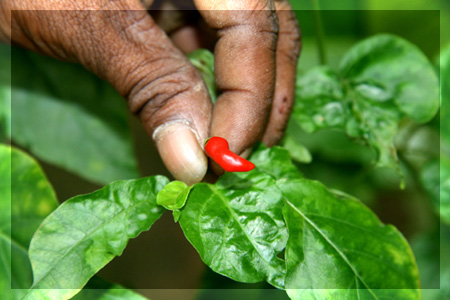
(0, 0, 301, 185)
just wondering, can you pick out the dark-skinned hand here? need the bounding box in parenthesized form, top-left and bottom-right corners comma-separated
(0, 0, 301, 185)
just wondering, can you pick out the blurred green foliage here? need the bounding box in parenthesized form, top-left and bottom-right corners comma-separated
(0, 45, 140, 185)
(291, 1, 446, 64)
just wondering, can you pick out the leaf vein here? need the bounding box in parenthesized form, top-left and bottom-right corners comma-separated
(206, 185, 281, 278)
(286, 200, 379, 300)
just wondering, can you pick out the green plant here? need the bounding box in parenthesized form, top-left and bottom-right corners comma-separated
(1, 8, 448, 300)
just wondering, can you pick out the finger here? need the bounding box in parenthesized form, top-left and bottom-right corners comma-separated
(6, 0, 212, 185)
(170, 25, 203, 53)
(262, 0, 301, 146)
(0, 2, 11, 42)
(193, 0, 279, 155)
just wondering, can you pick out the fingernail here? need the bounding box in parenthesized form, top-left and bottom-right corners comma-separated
(154, 122, 207, 185)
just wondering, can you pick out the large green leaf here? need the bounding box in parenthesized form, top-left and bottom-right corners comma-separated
(339, 34, 439, 123)
(294, 65, 402, 173)
(72, 276, 148, 300)
(180, 145, 420, 296)
(442, 45, 450, 148)
(293, 34, 439, 175)
(73, 286, 148, 300)
(179, 171, 288, 288)
(10, 149, 59, 248)
(281, 178, 420, 299)
(7, 46, 139, 184)
(24, 175, 169, 300)
(438, 46, 450, 225)
(0, 144, 58, 300)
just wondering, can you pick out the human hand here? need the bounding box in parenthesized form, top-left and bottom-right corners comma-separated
(0, 0, 301, 185)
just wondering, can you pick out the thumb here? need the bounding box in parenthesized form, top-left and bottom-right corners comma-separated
(108, 9, 212, 185)
(5, 1, 212, 184)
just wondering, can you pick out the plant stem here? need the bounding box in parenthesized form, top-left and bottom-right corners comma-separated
(311, 0, 327, 65)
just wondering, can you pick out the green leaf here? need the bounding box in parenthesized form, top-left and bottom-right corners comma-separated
(294, 66, 346, 133)
(340, 34, 438, 171)
(0, 144, 58, 300)
(340, 34, 439, 123)
(420, 158, 450, 224)
(1, 144, 151, 300)
(286, 123, 375, 165)
(75, 289, 147, 300)
(180, 146, 420, 295)
(156, 180, 191, 211)
(187, 49, 217, 104)
(0, 144, 23, 300)
(72, 276, 148, 300)
(441, 45, 450, 147)
(8, 46, 139, 184)
(179, 171, 288, 289)
(281, 135, 312, 164)
(286, 288, 421, 300)
(249, 144, 302, 179)
(292, 34, 440, 176)
(281, 178, 421, 299)
(24, 175, 169, 300)
(10, 149, 59, 248)
(294, 65, 402, 173)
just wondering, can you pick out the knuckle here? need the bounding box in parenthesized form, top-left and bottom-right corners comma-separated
(127, 59, 189, 113)
(274, 0, 302, 58)
(219, 9, 279, 39)
(126, 58, 204, 126)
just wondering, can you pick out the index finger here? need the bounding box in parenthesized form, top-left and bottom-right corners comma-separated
(193, 0, 278, 155)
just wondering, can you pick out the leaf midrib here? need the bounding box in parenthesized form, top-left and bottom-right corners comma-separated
(286, 200, 379, 300)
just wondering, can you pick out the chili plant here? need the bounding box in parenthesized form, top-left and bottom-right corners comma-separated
(0, 8, 448, 300)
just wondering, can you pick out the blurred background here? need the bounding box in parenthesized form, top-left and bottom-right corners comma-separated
(2, 0, 449, 299)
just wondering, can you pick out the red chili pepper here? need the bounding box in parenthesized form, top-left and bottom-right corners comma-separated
(204, 137, 255, 172)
